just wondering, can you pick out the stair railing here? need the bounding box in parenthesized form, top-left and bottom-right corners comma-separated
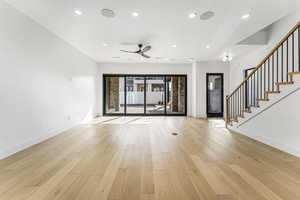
(226, 21, 300, 127)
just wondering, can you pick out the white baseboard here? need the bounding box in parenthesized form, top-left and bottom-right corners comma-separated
(0, 123, 79, 160)
(229, 127, 300, 158)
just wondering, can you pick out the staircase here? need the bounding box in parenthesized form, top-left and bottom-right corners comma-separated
(226, 21, 300, 127)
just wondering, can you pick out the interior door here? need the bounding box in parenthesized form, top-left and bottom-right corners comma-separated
(206, 73, 224, 117)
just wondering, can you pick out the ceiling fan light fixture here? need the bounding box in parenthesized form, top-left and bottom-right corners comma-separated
(222, 54, 233, 62)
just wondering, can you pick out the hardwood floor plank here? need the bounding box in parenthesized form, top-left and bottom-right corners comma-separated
(0, 117, 299, 200)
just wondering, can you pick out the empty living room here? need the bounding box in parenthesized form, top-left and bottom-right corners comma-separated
(1, 0, 300, 199)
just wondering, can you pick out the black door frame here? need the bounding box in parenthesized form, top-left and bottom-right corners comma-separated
(103, 74, 187, 116)
(206, 73, 224, 118)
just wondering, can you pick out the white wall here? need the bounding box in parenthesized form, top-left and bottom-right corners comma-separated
(0, 2, 99, 159)
(98, 61, 230, 118)
(230, 87, 300, 157)
(229, 9, 300, 157)
(195, 61, 230, 118)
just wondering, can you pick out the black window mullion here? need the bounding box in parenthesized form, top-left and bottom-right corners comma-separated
(144, 76, 146, 115)
(164, 75, 167, 115)
(124, 76, 127, 115)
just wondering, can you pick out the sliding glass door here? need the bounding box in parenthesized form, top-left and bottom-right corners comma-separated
(166, 76, 186, 115)
(104, 76, 125, 114)
(103, 74, 187, 116)
(126, 76, 145, 114)
(146, 76, 165, 115)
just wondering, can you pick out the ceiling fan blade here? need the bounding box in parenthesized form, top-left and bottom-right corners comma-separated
(120, 50, 137, 53)
(141, 53, 150, 58)
(141, 45, 151, 53)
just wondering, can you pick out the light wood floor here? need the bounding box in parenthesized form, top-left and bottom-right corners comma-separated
(1, 117, 300, 200)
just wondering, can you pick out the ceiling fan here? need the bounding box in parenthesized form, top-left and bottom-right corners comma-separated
(120, 44, 151, 58)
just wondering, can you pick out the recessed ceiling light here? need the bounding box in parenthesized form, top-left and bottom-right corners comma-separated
(101, 9, 115, 18)
(206, 45, 211, 49)
(172, 44, 177, 48)
(188, 12, 197, 19)
(103, 43, 108, 47)
(74, 10, 83, 16)
(132, 12, 139, 17)
(242, 13, 250, 19)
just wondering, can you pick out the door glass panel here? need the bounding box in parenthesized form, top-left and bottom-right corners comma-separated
(105, 76, 125, 114)
(126, 76, 145, 114)
(146, 76, 165, 114)
(207, 74, 223, 116)
(166, 76, 186, 114)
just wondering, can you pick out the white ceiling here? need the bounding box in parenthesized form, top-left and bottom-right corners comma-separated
(4, 0, 300, 63)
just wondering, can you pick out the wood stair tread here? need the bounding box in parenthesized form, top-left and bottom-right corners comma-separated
(266, 90, 280, 94)
(288, 71, 300, 75)
(242, 109, 251, 113)
(275, 81, 294, 85)
(257, 99, 269, 101)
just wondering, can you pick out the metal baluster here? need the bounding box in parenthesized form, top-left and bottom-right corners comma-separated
(298, 27, 300, 71)
(277, 50, 279, 85)
(282, 45, 284, 82)
(257, 71, 259, 106)
(252, 75, 255, 105)
(232, 93, 235, 119)
(250, 76, 252, 106)
(293, 32, 295, 72)
(268, 59, 270, 91)
(234, 94, 236, 120)
(242, 84, 244, 114)
(260, 66, 262, 99)
(287, 38, 289, 82)
(272, 54, 274, 91)
(238, 88, 240, 117)
(264, 62, 266, 99)
(231, 96, 233, 121)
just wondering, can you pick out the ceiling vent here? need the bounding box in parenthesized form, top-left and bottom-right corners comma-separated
(101, 9, 115, 18)
(200, 11, 215, 20)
